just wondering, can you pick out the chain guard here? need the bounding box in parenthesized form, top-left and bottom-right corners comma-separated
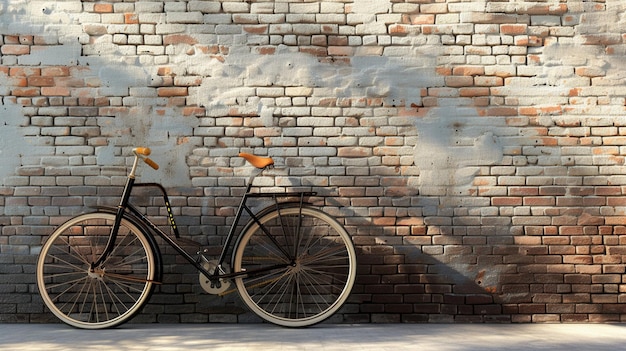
(199, 260, 231, 295)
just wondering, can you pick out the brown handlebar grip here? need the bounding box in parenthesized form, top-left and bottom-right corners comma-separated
(144, 158, 159, 170)
(134, 147, 151, 156)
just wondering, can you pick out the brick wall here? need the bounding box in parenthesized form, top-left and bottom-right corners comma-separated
(2, 0, 626, 323)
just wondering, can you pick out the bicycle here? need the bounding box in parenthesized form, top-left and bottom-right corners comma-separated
(36, 147, 357, 329)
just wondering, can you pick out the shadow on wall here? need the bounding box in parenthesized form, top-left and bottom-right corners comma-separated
(5, 0, 625, 324)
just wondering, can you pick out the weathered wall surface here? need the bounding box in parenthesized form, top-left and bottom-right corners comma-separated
(2, 0, 626, 323)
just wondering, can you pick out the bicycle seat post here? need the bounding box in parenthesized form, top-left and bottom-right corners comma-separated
(246, 167, 265, 187)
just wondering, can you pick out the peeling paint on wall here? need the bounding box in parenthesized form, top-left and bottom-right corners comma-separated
(97, 104, 199, 187)
(413, 107, 504, 197)
(0, 102, 28, 182)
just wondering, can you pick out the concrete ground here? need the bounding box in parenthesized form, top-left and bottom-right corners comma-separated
(1, 323, 625, 351)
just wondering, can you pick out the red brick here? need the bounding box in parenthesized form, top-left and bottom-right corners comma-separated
(452, 66, 485, 76)
(523, 197, 555, 206)
(459, 87, 490, 97)
(509, 187, 539, 196)
(500, 24, 527, 35)
(4, 35, 19, 44)
(93, 3, 113, 13)
(523, 4, 568, 15)
(328, 36, 348, 46)
(163, 34, 198, 46)
(519, 107, 539, 116)
(182, 106, 205, 116)
(435, 67, 451, 76)
(410, 14, 435, 25)
(243, 25, 268, 34)
(475, 76, 503, 86)
(595, 186, 621, 196)
(492, 197, 522, 206)
(41, 66, 70, 77)
(582, 34, 622, 46)
(12, 87, 39, 96)
(27, 76, 55, 87)
(39, 86, 69, 97)
(516, 35, 543, 46)
(157, 87, 188, 97)
(478, 107, 518, 116)
(445, 76, 473, 87)
(6, 76, 27, 87)
(328, 46, 354, 56)
(125, 13, 139, 24)
(10, 67, 40, 77)
(387, 24, 405, 36)
(1, 45, 30, 55)
(254, 46, 277, 56)
(311, 35, 327, 46)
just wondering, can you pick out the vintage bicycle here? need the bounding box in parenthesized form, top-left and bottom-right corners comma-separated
(36, 147, 357, 329)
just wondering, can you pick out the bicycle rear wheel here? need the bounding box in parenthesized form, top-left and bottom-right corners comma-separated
(36, 212, 157, 329)
(233, 206, 357, 327)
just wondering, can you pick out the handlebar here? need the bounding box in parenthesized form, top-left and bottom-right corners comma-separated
(134, 147, 152, 156)
(133, 147, 159, 170)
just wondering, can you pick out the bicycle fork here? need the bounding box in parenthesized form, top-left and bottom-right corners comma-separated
(91, 176, 136, 270)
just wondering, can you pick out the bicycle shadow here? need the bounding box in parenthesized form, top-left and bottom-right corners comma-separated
(325, 196, 517, 323)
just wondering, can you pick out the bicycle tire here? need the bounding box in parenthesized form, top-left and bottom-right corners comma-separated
(232, 205, 357, 327)
(36, 212, 157, 329)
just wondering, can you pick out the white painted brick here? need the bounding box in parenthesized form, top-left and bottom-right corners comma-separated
(250, 3, 274, 14)
(531, 15, 561, 26)
(113, 34, 127, 44)
(257, 87, 284, 97)
(320, 2, 344, 13)
(139, 14, 166, 24)
(107, 24, 140, 34)
(436, 13, 459, 24)
(316, 14, 345, 24)
(356, 22, 387, 35)
(164, 2, 186, 12)
(280, 107, 311, 116)
(377, 14, 403, 24)
(269, 23, 292, 34)
(311, 107, 342, 117)
(188, 1, 220, 13)
(223, 2, 250, 13)
(259, 14, 285, 24)
(114, 3, 134, 12)
(137, 45, 165, 55)
(215, 24, 241, 34)
(328, 136, 359, 146)
(290, 3, 319, 13)
(143, 35, 162, 45)
(292, 24, 321, 35)
(101, 14, 124, 24)
(297, 117, 334, 127)
(129, 87, 157, 97)
(168, 12, 204, 24)
(135, 2, 163, 12)
(299, 147, 336, 156)
(283, 127, 312, 137)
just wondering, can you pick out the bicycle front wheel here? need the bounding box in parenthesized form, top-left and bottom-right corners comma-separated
(233, 206, 357, 327)
(36, 212, 157, 329)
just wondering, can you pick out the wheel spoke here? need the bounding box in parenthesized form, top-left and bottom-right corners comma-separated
(234, 206, 356, 327)
(36, 213, 156, 329)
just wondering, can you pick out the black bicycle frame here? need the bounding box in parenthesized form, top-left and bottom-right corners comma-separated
(93, 175, 315, 283)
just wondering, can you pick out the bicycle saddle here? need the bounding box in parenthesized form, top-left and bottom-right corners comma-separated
(239, 153, 274, 169)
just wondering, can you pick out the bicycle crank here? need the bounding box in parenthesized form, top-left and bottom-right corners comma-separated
(199, 260, 231, 295)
